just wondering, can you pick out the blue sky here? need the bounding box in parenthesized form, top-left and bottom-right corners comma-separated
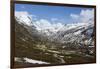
(15, 4, 94, 24)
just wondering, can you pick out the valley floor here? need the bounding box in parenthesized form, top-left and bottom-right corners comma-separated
(14, 47, 96, 68)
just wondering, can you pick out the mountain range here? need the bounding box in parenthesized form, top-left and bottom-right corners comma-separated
(15, 12, 94, 47)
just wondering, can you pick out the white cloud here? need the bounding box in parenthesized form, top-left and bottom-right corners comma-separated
(15, 11, 36, 19)
(37, 19, 52, 28)
(70, 14, 79, 19)
(34, 19, 52, 30)
(80, 9, 94, 23)
(70, 9, 94, 23)
(15, 11, 28, 16)
(33, 18, 64, 32)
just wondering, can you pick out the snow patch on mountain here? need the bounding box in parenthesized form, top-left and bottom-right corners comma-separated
(15, 11, 33, 26)
(15, 57, 50, 64)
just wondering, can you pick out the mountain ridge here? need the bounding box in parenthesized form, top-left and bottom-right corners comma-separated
(15, 11, 94, 48)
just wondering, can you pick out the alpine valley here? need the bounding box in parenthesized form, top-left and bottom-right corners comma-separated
(14, 11, 95, 67)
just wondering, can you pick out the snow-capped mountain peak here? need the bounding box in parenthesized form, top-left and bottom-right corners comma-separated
(15, 11, 33, 26)
(15, 11, 64, 34)
(15, 11, 94, 38)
